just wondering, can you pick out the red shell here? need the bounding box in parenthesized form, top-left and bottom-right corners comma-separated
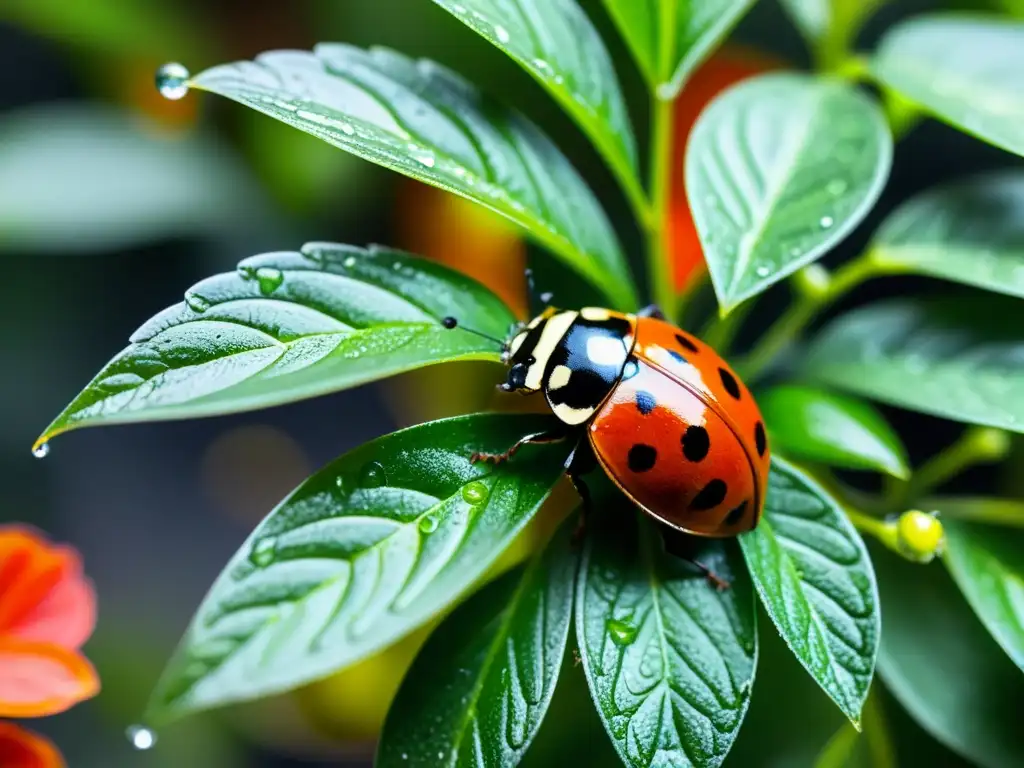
(588, 316, 769, 537)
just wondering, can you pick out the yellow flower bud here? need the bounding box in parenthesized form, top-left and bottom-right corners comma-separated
(896, 510, 945, 563)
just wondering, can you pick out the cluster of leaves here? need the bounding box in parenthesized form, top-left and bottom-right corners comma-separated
(37, 1, 1024, 766)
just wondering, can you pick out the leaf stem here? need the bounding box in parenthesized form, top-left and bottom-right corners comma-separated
(738, 252, 885, 381)
(645, 85, 676, 312)
(901, 427, 1011, 504)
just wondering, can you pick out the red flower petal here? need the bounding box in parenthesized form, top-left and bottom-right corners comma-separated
(0, 639, 99, 718)
(0, 722, 64, 768)
(0, 528, 96, 649)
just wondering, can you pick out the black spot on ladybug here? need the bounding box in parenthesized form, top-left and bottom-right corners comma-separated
(681, 425, 710, 462)
(622, 357, 640, 380)
(719, 368, 741, 400)
(668, 350, 688, 364)
(627, 444, 657, 472)
(691, 479, 727, 511)
(675, 334, 699, 354)
(726, 500, 748, 526)
(636, 391, 656, 415)
(754, 421, 767, 457)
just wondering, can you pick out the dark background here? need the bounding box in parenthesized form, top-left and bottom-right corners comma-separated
(1, 0, 1016, 765)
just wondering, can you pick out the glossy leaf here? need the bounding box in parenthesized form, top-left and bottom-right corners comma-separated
(804, 296, 1024, 433)
(760, 385, 909, 478)
(601, 0, 758, 99)
(871, 171, 1024, 299)
(377, 520, 577, 767)
(147, 414, 571, 722)
(874, 545, 1024, 768)
(191, 45, 636, 309)
(739, 457, 879, 725)
(0, 103, 264, 254)
(873, 15, 1024, 158)
(686, 74, 892, 312)
(577, 512, 757, 768)
(431, 0, 640, 197)
(37, 244, 512, 448)
(943, 521, 1024, 671)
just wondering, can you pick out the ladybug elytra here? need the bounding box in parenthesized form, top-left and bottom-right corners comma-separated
(445, 302, 769, 541)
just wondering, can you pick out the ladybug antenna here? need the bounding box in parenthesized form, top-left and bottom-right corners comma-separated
(524, 268, 555, 313)
(441, 316, 504, 347)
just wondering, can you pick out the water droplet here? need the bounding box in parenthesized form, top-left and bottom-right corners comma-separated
(343, 256, 357, 268)
(437, 752, 445, 760)
(339, 122, 355, 136)
(185, 291, 211, 313)
(755, 265, 771, 278)
(826, 179, 848, 196)
(819, 215, 835, 229)
(494, 24, 510, 43)
(32, 442, 50, 459)
(418, 514, 440, 534)
(359, 461, 388, 489)
(461, 481, 489, 505)
(531, 58, 553, 73)
(155, 62, 190, 100)
(606, 618, 638, 645)
(414, 153, 436, 168)
(249, 536, 277, 568)
(126, 725, 157, 751)
(255, 267, 284, 295)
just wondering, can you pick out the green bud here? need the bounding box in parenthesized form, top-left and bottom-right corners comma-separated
(896, 510, 945, 563)
(966, 427, 1011, 462)
(793, 263, 831, 300)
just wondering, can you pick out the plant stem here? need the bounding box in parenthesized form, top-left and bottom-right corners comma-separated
(919, 496, 1024, 529)
(701, 295, 754, 354)
(738, 252, 884, 381)
(902, 427, 1011, 504)
(645, 83, 675, 312)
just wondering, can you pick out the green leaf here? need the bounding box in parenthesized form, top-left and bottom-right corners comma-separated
(943, 520, 1024, 671)
(191, 45, 636, 309)
(377, 519, 577, 767)
(36, 244, 512, 449)
(430, 0, 641, 206)
(874, 545, 1024, 768)
(147, 413, 571, 723)
(760, 385, 909, 478)
(812, 688, 896, 768)
(871, 171, 1024, 299)
(779, 0, 885, 46)
(0, 103, 264, 254)
(685, 74, 892, 312)
(576, 513, 757, 768)
(804, 296, 1024, 433)
(601, 0, 759, 99)
(739, 457, 879, 725)
(872, 14, 1024, 158)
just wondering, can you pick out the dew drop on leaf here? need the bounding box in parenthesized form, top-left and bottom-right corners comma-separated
(248, 536, 277, 568)
(827, 179, 848, 196)
(413, 153, 436, 168)
(418, 514, 440, 534)
(343, 256, 357, 268)
(755, 265, 771, 278)
(359, 461, 388, 489)
(461, 481, 489, 505)
(185, 291, 211, 313)
(126, 725, 158, 751)
(494, 24, 510, 43)
(819, 215, 835, 229)
(32, 442, 50, 459)
(155, 62, 190, 100)
(255, 267, 284, 295)
(606, 618, 638, 645)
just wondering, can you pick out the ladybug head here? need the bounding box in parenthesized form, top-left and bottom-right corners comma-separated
(499, 307, 571, 394)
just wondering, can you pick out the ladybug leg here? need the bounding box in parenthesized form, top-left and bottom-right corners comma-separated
(471, 428, 568, 465)
(660, 528, 731, 591)
(637, 304, 666, 320)
(565, 440, 597, 544)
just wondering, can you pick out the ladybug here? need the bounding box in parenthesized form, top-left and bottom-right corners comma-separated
(443, 301, 769, 543)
